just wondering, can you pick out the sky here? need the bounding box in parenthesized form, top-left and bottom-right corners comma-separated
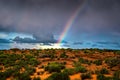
(0, 0, 120, 49)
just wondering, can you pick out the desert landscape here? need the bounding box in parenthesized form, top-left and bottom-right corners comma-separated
(0, 48, 120, 80)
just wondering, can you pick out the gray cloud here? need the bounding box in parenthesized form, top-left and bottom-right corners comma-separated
(96, 41, 120, 45)
(0, 0, 120, 45)
(13, 36, 57, 43)
(0, 39, 11, 43)
(0, 0, 85, 42)
(73, 42, 83, 45)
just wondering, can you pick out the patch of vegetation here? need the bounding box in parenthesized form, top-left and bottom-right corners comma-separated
(93, 60, 102, 66)
(78, 58, 92, 65)
(97, 74, 113, 80)
(81, 73, 92, 80)
(113, 70, 120, 80)
(60, 52, 68, 58)
(105, 57, 120, 68)
(95, 68, 109, 74)
(0, 52, 39, 80)
(45, 62, 65, 73)
(45, 72, 70, 80)
(73, 61, 81, 67)
(63, 68, 76, 75)
(75, 66, 87, 73)
(99, 68, 109, 74)
(33, 77, 41, 80)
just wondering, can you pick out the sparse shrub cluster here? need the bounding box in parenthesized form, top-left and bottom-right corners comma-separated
(93, 60, 102, 65)
(79, 58, 92, 65)
(113, 70, 120, 80)
(45, 62, 65, 73)
(63, 68, 76, 75)
(81, 73, 92, 80)
(75, 66, 87, 73)
(73, 61, 81, 67)
(95, 68, 109, 74)
(105, 57, 120, 68)
(99, 68, 109, 74)
(0, 52, 40, 80)
(33, 77, 41, 80)
(45, 72, 70, 80)
(60, 52, 68, 58)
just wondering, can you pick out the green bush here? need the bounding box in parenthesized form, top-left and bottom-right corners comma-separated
(97, 74, 106, 80)
(18, 72, 31, 80)
(75, 66, 87, 73)
(0, 66, 3, 70)
(60, 52, 68, 58)
(0, 72, 6, 80)
(73, 61, 81, 67)
(113, 70, 120, 80)
(45, 62, 65, 73)
(33, 77, 41, 80)
(81, 73, 92, 80)
(105, 57, 120, 68)
(45, 72, 70, 80)
(63, 68, 76, 75)
(97, 74, 113, 80)
(93, 60, 102, 66)
(78, 58, 92, 65)
(100, 68, 109, 74)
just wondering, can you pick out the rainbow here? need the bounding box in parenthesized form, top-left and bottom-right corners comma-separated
(57, 1, 87, 44)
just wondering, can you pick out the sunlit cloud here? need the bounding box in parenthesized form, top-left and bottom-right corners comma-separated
(10, 43, 68, 49)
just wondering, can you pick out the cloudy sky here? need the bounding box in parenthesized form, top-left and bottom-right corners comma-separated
(0, 0, 120, 49)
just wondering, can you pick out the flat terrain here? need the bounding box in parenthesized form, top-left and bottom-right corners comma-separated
(0, 48, 120, 80)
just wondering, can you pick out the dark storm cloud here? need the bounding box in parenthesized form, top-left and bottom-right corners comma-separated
(73, 42, 83, 45)
(0, 0, 120, 44)
(0, 0, 84, 42)
(96, 41, 120, 48)
(91, 41, 120, 48)
(70, 0, 120, 41)
(96, 41, 120, 45)
(13, 36, 57, 43)
(0, 39, 10, 43)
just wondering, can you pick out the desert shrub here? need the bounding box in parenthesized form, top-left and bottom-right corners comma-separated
(113, 70, 120, 80)
(115, 50, 120, 55)
(0, 66, 3, 70)
(75, 66, 87, 73)
(63, 62, 67, 65)
(63, 68, 76, 75)
(95, 68, 109, 74)
(78, 58, 92, 65)
(28, 58, 39, 66)
(83, 50, 89, 53)
(45, 72, 70, 80)
(18, 72, 31, 80)
(81, 73, 92, 80)
(93, 60, 102, 65)
(97, 74, 106, 80)
(33, 77, 41, 80)
(26, 67, 36, 75)
(41, 65, 44, 68)
(50, 54, 55, 59)
(78, 58, 85, 63)
(60, 52, 68, 58)
(100, 68, 109, 74)
(13, 71, 21, 78)
(73, 61, 81, 67)
(0, 72, 6, 80)
(97, 74, 112, 80)
(45, 62, 65, 73)
(105, 57, 120, 68)
(3, 68, 15, 78)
